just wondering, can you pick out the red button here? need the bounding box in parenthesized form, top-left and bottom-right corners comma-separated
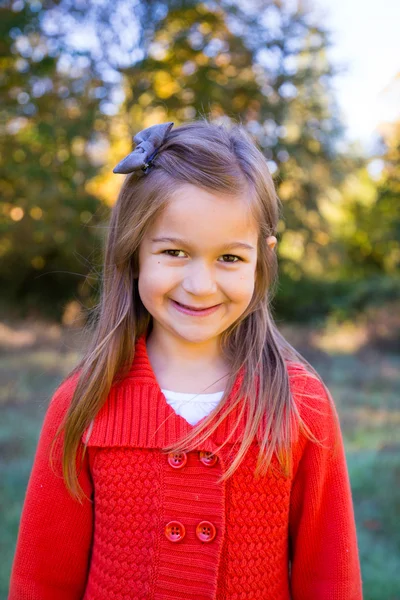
(167, 452, 187, 469)
(196, 521, 216, 543)
(199, 451, 218, 467)
(165, 521, 186, 542)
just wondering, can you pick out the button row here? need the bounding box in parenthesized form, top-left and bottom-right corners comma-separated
(164, 520, 216, 543)
(167, 451, 218, 469)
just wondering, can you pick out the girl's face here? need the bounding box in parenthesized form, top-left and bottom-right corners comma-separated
(138, 183, 259, 347)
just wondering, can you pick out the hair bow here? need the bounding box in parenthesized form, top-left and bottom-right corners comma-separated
(113, 122, 174, 174)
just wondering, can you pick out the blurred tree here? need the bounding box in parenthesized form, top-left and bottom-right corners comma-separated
(0, 1, 108, 319)
(2, 0, 392, 322)
(347, 121, 400, 276)
(374, 122, 400, 273)
(329, 120, 400, 316)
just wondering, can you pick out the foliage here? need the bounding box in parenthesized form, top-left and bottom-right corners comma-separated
(339, 123, 400, 278)
(0, 0, 398, 323)
(0, 2, 107, 318)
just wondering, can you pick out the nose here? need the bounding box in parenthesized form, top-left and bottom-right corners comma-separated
(181, 260, 217, 296)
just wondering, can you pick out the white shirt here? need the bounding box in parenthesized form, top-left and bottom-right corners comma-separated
(161, 389, 224, 426)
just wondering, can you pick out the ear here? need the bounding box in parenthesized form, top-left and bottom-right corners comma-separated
(266, 235, 277, 251)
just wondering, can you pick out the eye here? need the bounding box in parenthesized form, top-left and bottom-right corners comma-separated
(220, 254, 242, 263)
(162, 249, 186, 258)
(161, 250, 243, 263)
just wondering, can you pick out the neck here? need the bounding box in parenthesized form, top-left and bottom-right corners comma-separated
(145, 329, 230, 393)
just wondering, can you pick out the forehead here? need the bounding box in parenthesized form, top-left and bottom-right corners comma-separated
(147, 184, 258, 244)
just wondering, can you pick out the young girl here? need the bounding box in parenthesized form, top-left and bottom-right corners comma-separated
(9, 120, 363, 600)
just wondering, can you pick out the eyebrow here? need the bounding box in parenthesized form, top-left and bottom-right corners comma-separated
(151, 236, 255, 252)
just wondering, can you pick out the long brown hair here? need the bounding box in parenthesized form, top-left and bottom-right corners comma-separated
(50, 117, 332, 502)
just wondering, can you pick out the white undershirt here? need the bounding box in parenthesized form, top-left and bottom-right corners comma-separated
(161, 389, 224, 426)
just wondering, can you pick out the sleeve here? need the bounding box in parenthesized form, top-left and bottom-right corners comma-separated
(8, 377, 94, 600)
(288, 374, 363, 600)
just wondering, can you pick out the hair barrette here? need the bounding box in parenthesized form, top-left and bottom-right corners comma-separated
(113, 122, 174, 175)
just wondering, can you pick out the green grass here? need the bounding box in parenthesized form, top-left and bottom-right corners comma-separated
(1, 329, 399, 599)
(305, 350, 400, 600)
(349, 450, 400, 600)
(0, 346, 78, 598)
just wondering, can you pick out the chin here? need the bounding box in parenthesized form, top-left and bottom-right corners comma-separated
(170, 327, 222, 345)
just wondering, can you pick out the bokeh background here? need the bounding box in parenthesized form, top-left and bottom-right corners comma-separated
(1, 0, 399, 598)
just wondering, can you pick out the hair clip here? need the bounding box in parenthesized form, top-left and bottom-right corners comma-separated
(113, 122, 174, 174)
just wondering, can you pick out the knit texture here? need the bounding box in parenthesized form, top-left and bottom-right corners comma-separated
(9, 334, 363, 599)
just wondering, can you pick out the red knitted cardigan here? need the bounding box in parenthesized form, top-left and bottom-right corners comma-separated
(9, 334, 363, 600)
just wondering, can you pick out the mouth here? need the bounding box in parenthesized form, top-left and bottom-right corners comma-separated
(171, 299, 221, 316)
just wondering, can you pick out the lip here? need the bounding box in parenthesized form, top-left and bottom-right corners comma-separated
(171, 299, 221, 317)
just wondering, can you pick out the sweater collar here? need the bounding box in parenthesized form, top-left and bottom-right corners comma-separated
(83, 333, 246, 452)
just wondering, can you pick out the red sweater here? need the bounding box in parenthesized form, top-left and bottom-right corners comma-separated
(9, 334, 363, 599)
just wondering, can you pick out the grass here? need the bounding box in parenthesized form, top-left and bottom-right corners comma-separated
(1, 317, 399, 599)
(300, 344, 400, 600)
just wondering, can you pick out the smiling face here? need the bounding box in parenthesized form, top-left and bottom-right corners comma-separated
(137, 183, 259, 352)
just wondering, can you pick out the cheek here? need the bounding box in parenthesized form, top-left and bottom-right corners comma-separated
(225, 269, 256, 302)
(138, 260, 175, 301)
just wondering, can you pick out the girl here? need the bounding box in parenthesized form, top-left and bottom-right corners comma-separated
(9, 119, 363, 600)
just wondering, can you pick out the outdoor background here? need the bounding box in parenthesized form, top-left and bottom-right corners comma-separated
(1, 0, 399, 598)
